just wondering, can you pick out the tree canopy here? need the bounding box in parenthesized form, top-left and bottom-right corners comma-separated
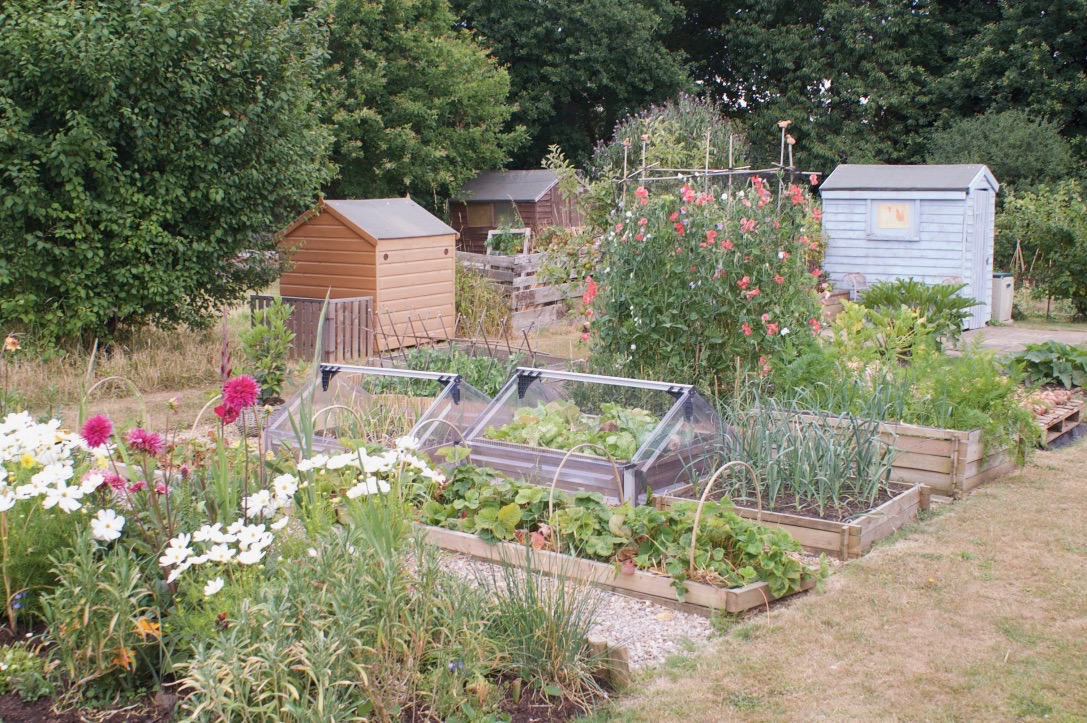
(319, 0, 523, 205)
(0, 0, 334, 342)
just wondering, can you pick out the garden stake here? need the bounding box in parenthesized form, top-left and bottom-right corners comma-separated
(689, 461, 761, 576)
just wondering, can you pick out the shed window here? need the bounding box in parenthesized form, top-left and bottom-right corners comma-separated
(466, 203, 492, 227)
(494, 202, 522, 228)
(867, 200, 920, 240)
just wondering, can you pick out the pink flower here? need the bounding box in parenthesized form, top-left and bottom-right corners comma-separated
(223, 375, 260, 410)
(810, 174, 819, 186)
(128, 480, 148, 493)
(721, 239, 734, 250)
(581, 332, 590, 341)
(737, 276, 750, 290)
(126, 428, 164, 456)
(773, 275, 785, 284)
(615, 223, 624, 232)
(746, 288, 761, 300)
(812, 268, 823, 277)
(582, 276, 598, 305)
(766, 322, 779, 335)
(674, 222, 685, 235)
(761, 313, 770, 322)
(635, 186, 648, 199)
(214, 403, 239, 425)
(154, 482, 169, 496)
(742, 323, 752, 337)
(681, 185, 696, 203)
(740, 218, 757, 233)
(669, 212, 679, 222)
(81, 415, 114, 448)
(104, 471, 125, 491)
(811, 208, 823, 222)
(638, 217, 647, 226)
(706, 230, 717, 244)
(635, 233, 644, 241)
(809, 318, 822, 332)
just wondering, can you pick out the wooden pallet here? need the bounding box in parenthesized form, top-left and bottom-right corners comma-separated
(420, 524, 817, 616)
(1036, 399, 1083, 445)
(655, 482, 930, 561)
(456, 251, 582, 331)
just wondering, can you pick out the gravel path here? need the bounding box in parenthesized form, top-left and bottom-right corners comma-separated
(442, 553, 716, 670)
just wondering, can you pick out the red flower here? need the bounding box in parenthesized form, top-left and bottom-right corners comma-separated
(740, 218, 757, 233)
(81, 415, 113, 448)
(615, 223, 624, 231)
(788, 184, 804, 205)
(766, 322, 779, 335)
(737, 276, 750, 289)
(223, 375, 261, 409)
(706, 230, 717, 244)
(681, 185, 696, 203)
(746, 288, 761, 299)
(669, 212, 679, 222)
(742, 323, 752, 337)
(582, 276, 598, 304)
(125, 428, 164, 456)
(635, 186, 649, 199)
(214, 403, 240, 425)
(761, 313, 770, 322)
(635, 233, 644, 241)
(810, 174, 819, 186)
(638, 217, 648, 226)
(128, 480, 148, 493)
(581, 332, 590, 341)
(812, 268, 823, 277)
(674, 222, 685, 235)
(811, 208, 823, 222)
(104, 471, 125, 491)
(773, 275, 785, 284)
(721, 239, 734, 250)
(809, 318, 822, 332)
(154, 482, 170, 496)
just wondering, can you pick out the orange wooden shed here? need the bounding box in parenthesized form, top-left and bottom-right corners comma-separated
(278, 198, 458, 349)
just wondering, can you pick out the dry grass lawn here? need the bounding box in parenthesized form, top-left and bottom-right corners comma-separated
(594, 440, 1087, 722)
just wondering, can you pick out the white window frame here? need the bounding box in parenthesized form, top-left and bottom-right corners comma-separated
(866, 199, 920, 241)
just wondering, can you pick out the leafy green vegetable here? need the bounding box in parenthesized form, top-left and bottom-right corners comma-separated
(485, 401, 658, 460)
(1011, 340, 1087, 389)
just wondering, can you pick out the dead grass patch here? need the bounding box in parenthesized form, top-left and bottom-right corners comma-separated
(603, 440, 1087, 721)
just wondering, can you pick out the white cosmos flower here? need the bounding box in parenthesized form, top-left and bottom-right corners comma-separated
(271, 474, 298, 500)
(307, 547, 318, 558)
(193, 523, 221, 543)
(243, 490, 272, 518)
(80, 470, 106, 495)
(203, 577, 225, 597)
(236, 548, 264, 565)
(781, 327, 790, 336)
(235, 524, 267, 550)
(159, 544, 191, 568)
(296, 454, 329, 472)
(270, 517, 290, 531)
(14, 478, 48, 500)
(43, 482, 83, 513)
(0, 490, 14, 513)
(32, 462, 73, 487)
(346, 477, 391, 499)
(395, 435, 419, 451)
(90, 509, 125, 542)
(206, 544, 236, 563)
(226, 519, 246, 536)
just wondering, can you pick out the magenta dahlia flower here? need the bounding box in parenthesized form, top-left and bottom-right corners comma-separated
(223, 375, 261, 409)
(125, 427, 165, 456)
(81, 415, 114, 448)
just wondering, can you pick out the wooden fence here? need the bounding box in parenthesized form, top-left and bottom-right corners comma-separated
(250, 295, 373, 363)
(456, 251, 582, 331)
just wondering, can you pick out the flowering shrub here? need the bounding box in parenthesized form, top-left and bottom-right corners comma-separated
(588, 177, 825, 383)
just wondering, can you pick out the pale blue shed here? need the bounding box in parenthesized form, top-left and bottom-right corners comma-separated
(820, 164, 999, 329)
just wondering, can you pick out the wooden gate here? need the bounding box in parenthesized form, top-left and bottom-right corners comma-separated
(250, 295, 374, 363)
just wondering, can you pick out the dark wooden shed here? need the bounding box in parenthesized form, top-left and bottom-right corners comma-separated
(449, 170, 583, 253)
(278, 198, 457, 350)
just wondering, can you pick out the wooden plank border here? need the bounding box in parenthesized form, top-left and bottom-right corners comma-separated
(419, 524, 817, 615)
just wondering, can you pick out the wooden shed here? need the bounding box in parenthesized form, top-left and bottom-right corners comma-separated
(449, 170, 583, 254)
(820, 164, 999, 330)
(279, 198, 457, 349)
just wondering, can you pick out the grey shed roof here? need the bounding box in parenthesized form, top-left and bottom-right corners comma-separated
(820, 164, 998, 192)
(323, 198, 456, 240)
(455, 170, 559, 203)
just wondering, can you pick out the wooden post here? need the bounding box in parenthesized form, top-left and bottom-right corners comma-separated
(587, 637, 632, 689)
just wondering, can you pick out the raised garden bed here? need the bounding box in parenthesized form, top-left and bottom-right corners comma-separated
(820, 289, 852, 321)
(456, 250, 582, 331)
(789, 412, 1018, 499)
(420, 525, 816, 615)
(654, 482, 931, 561)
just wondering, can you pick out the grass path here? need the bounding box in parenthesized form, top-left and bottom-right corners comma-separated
(593, 439, 1087, 721)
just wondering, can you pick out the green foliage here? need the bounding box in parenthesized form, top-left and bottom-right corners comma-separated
(321, 0, 522, 203)
(40, 532, 163, 695)
(367, 346, 534, 397)
(924, 110, 1078, 191)
(424, 464, 813, 600)
(998, 184, 1087, 317)
(589, 177, 824, 384)
(453, 0, 690, 164)
(0, 0, 334, 343)
(826, 302, 939, 364)
(0, 643, 54, 701)
(485, 228, 529, 256)
(239, 300, 296, 403)
(3, 505, 79, 626)
(485, 401, 659, 460)
(1011, 341, 1087, 389)
(455, 263, 511, 337)
(858, 278, 979, 349)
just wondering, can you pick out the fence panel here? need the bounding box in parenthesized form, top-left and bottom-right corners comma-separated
(250, 295, 373, 363)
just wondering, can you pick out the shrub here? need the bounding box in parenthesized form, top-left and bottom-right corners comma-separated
(1011, 340, 1087, 388)
(588, 177, 825, 384)
(240, 299, 296, 404)
(455, 263, 511, 336)
(858, 278, 978, 348)
(0, 0, 334, 344)
(0, 643, 54, 701)
(998, 183, 1087, 317)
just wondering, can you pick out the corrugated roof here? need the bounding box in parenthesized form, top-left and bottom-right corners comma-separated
(322, 199, 456, 240)
(455, 170, 559, 203)
(820, 164, 997, 192)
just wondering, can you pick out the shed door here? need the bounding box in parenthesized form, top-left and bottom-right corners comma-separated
(968, 189, 993, 329)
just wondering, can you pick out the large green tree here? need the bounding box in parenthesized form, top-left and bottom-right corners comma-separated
(453, 0, 690, 165)
(320, 0, 522, 204)
(0, 0, 334, 343)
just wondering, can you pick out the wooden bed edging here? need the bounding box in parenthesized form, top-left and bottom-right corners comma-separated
(789, 411, 1018, 498)
(653, 482, 931, 561)
(419, 524, 817, 616)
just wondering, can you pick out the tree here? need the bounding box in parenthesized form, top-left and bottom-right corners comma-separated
(453, 0, 690, 166)
(0, 0, 334, 343)
(924, 110, 1079, 191)
(320, 0, 523, 205)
